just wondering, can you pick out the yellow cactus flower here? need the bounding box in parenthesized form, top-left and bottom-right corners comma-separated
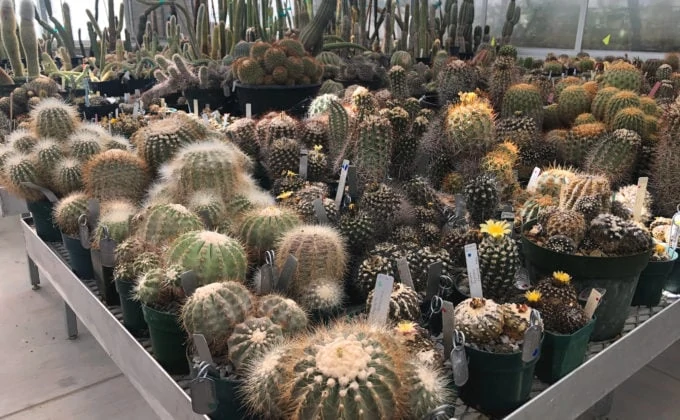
(277, 191, 293, 200)
(313, 145, 323, 151)
(395, 321, 417, 334)
(553, 271, 572, 284)
(654, 243, 667, 255)
(480, 220, 511, 238)
(285, 170, 297, 177)
(525, 290, 542, 303)
(459, 91, 478, 105)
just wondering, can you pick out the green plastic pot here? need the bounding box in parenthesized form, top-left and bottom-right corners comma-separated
(665, 247, 680, 294)
(535, 318, 596, 384)
(27, 200, 61, 242)
(209, 377, 248, 420)
(522, 222, 650, 341)
(115, 278, 147, 336)
(142, 304, 189, 374)
(61, 233, 94, 279)
(460, 344, 542, 417)
(100, 265, 120, 305)
(633, 251, 677, 307)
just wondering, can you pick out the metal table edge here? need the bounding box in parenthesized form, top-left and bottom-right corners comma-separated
(21, 218, 206, 420)
(506, 298, 680, 420)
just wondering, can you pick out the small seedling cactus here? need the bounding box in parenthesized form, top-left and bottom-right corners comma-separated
(228, 317, 284, 372)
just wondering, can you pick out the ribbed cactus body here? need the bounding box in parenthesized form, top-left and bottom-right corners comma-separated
(83, 149, 150, 203)
(225, 118, 259, 157)
(604, 91, 641, 125)
(92, 200, 136, 246)
(69, 133, 103, 162)
(267, 137, 300, 178)
(0, 0, 24, 78)
(501, 83, 544, 127)
(133, 116, 202, 171)
(7, 129, 38, 154)
(256, 294, 308, 335)
(228, 317, 283, 372)
(52, 158, 83, 196)
(560, 122, 606, 166)
(611, 107, 646, 137)
(135, 203, 203, 245)
(186, 190, 225, 228)
(18, 0, 39, 77)
(355, 115, 392, 182)
(388, 65, 409, 100)
(308, 94, 339, 118)
(559, 174, 611, 212)
(237, 206, 300, 264)
(584, 129, 641, 186)
(444, 94, 496, 155)
(3, 154, 43, 201)
(590, 87, 620, 121)
(437, 59, 478, 105)
(32, 139, 65, 177)
(558, 85, 590, 126)
(30, 99, 79, 139)
(180, 281, 253, 355)
(603, 61, 642, 92)
(53, 192, 88, 236)
(165, 230, 248, 283)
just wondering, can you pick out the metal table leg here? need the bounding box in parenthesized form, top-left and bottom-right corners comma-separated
(28, 254, 40, 290)
(65, 302, 78, 339)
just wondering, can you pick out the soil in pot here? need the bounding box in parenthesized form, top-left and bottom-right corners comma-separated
(27, 199, 62, 242)
(142, 304, 189, 374)
(61, 233, 94, 279)
(115, 277, 147, 336)
(535, 318, 596, 384)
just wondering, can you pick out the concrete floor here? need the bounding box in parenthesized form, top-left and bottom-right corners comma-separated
(0, 214, 678, 420)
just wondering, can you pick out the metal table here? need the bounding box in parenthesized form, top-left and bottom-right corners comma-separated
(20, 216, 680, 420)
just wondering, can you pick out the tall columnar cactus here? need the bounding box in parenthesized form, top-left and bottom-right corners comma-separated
(237, 206, 301, 265)
(584, 129, 641, 187)
(181, 281, 253, 356)
(242, 322, 453, 418)
(256, 294, 308, 335)
(165, 230, 248, 284)
(501, 83, 544, 128)
(354, 115, 393, 182)
(30, 99, 79, 140)
(651, 135, 680, 216)
(53, 192, 88, 236)
(0, 0, 24, 78)
(274, 225, 347, 297)
(388, 65, 409, 100)
(490, 55, 520, 110)
(18, 0, 39, 78)
(135, 203, 203, 246)
(501, 0, 521, 45)
(83, 150, 150, 203)
(478, 220, 519, 302)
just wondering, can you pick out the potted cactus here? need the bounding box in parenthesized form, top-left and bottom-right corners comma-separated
(113, 240, 157, 336)
(52, 192, 94, 279)
(453, 297, 543, 416)
(233, 39, 323, 117)
(632, 243, 677, 306)
(525, 273, 596, 384)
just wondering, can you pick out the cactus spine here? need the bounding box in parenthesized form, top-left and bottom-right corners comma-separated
(19, 0, 39, 78)
(0, 0, 24, 78)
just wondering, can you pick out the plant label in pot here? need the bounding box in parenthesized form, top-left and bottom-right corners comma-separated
(275, 254, 297, 292)
(191, 377, 218, 415)
(451, 330, 469, 386)
(192, 334, 214, 365)
(78, 214, 91, 249)
(181, 270, 198, 296)
(583, 288, 604, 319)
(464, 243, 483, 298)
(522, 310, 543, 363)
(368, 274, 394, 326)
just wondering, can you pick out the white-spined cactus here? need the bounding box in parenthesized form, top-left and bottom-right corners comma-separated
(227, 317, 283, 372)
(256, 294, 308, 335)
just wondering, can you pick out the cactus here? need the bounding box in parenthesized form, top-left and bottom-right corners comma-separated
(52, 157, 83, 196)
(501, 83, 544, 128)
(465, 174, 499, 226)
(490, 56, 520, 110)
(135, 203, 203, 245)
(180, 281, 253, 355)
(68, 132, 103, 163)
(133, 266, 184, 307)
(266, 137, 300, 179)
(163, 141, 252, 201)
(390, 51, 413, 70)
(588, 214, 652, 256)
(388, 65, 409, 100)
(604, 90, 641, 126)
(53, 192, 88, 236)
(256, 294, 308, 335)
(559, 174, 611, 213)
(274, 225, 347, 297)
(444, 92, 495, 156)
(558, 85, 591, 126)
(584, 129, 641, 187)
(296, 277, 344, 314)
(30, 99, 79, 140)
(165, 230, 248, 284)
(437, 59, 478, 106)
(611, 107, 646, 137)
(308, 94, 339, 118)
(236, 206, 301, 265)
(0, 0, 24, 78)
(502, 0, 521, 45)
(590, 87, 620, 121)
(186, 190, 225, 229)
(354, 115, 393, 182)
(2, 154, 44, 201)
(556, 122, 606, 167)
(574, 113, 597, 126)
(478, 220, 519, 301)
(92, 199, 136, 246)
(6, 129, 38, 154)
(32, 139, 65, 179)
(228, 317, 284, 372)
(602, 61, 642, 92)
(18, 0, 39, 78)
(366, 282, 421, 322)
(225, 118, 259, 158)
(132, 115, 207, 171)
(83, 149, 150, 203)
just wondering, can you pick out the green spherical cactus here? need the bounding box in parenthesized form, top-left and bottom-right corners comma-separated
(501, 83, 544, 128)
(275, 225, 347, 297)
(180, 281, 253, 355)
(266, 137, 300, 179)
(308, 94, 339, 118)
(318, 79, 344, 96)
(6, 129, 38, 153)
(584, 129, 641, 186)
(68, 132, 104, 162)
(92, 199, 137, 247)
(296, 277, 344, 314)
(574, 113, 597, 126)
(83, 149, 150, 203)
(444, 94, 496, 155)
(51, 157, 83, 196)
(166, 141, 252, 201)
(186, 190, 225, 228)
(135, 203, 203, 245)
(133, 268, 167, 305)
(3, 154, 43, 201)
(132, 116, 202, 171)
(53, 192, 88, 236)
(32, 138, 65, 177)
(250, 41, 272, 61)
(542, 104, 562, 130)
(590, 86, 620, 121)
(256, 294, 308, 335)
(233, 41, 252, 58)
(277, 38, 306, 57)
(30, 98, 79, 140)
(558, 85, 590, 126)
(603, 61, 642, 92)
(165, 230, 248, 284)
(604, 90, 641, 125)
(236, 205, 301, 264)
(388, 65, 409, 100)
(228, 317, 284, 372)
(355, 115, 393, 182)
(437, 59, 479, 106)
(225, 118, 259, 158)
(611, 107, 646, 137)
(558, 122, 607, 166)
(237, 58, 266, 85)
(639, 96, 661, 117)
(656, 64, 673, 81)
(390, 50, 413, 70)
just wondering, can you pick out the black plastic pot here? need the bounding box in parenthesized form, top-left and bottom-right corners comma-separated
(633, 251, 677, 306)
(522, 222, 650, 341)
(415, 57, 432, 65)
(459, 344, 542, 416)
(79, 103, 118, 120)
(665, 247, 680, 294)
(91, 80, 125, 98)
(115, 277, 147, 336)
(235, 82, 320, 117)
(535, 318, 596, 384)
(142, 304, 189, 374)
(209, 377, 249, 420)
(0, 84, 19, 97)
(27, 200, 61, 242)
(61, 233, 94, 279)
(70, 56, 85, 68)
(338, 78, 384, 92)
(101, 265, 120, 305)
(183, 87, 232, 113)
(125, 77, 156, 93)
(420, 92, 441, 109)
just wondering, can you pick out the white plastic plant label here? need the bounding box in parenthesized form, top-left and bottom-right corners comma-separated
(334, 160, 351, 210)
(441, 300, 455, 357)
(425, 261, 443, 300)
(78, 214, 90, 249)
(181, 270, 198, 296)
(368, 274, 394, 326)
(396, 258, 415, 289)
(192, 334, 214, 365)
(526, 167, 542, 192)
(464, 243, 483, 298)
(451, 330, 468, 386)
(584, 288, 603, 320)
(275, 254, 297, 292)
(632, 177, 648, 222)
(193, 99, 199, 116)
(299, 149, 309, 180)
(670, 211, 680, 251)
(245, 103, 252, 118)
(312, 199, 330, 225)
(522, 310, 542, 362)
